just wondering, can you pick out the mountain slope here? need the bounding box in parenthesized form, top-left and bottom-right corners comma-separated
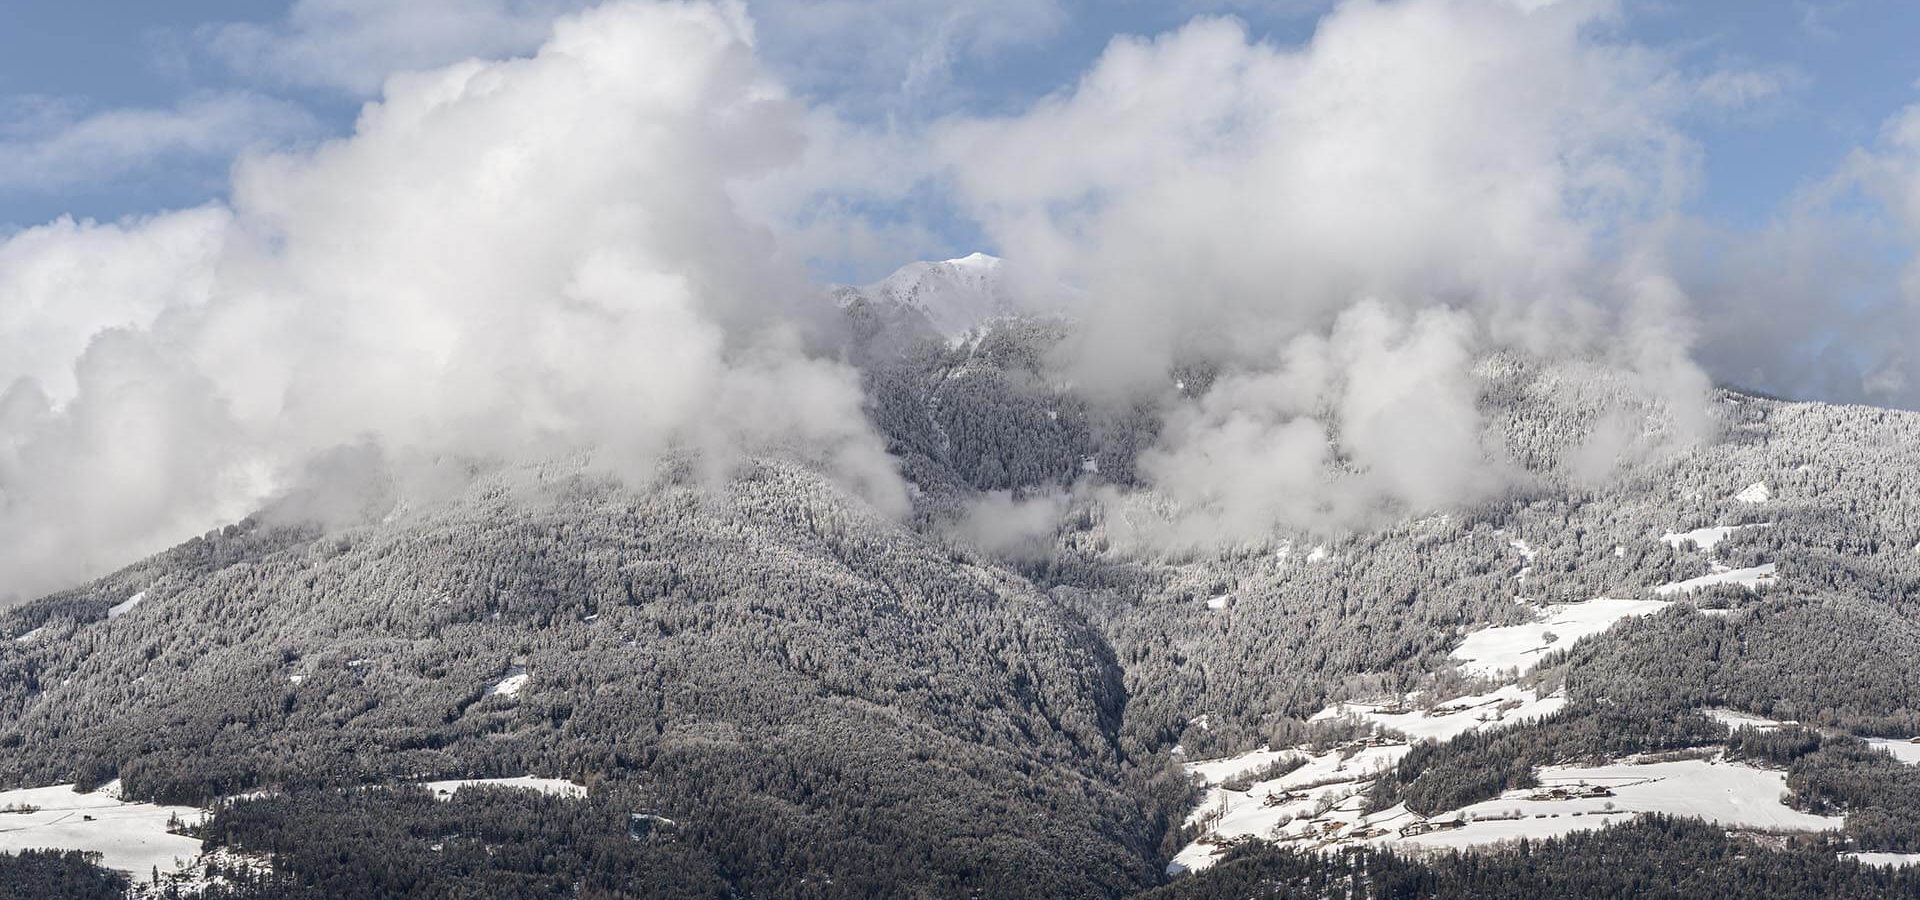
(0, 459, 1168, 897)
(8, 313, 1920, 896)
(835, 252, 1013, 342)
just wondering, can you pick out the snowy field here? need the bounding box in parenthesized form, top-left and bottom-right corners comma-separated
(1404, 759, 1842, 847)
(1169, 740, 1411, 874)
(490, 666, 530, 697)
(1868, 738, 1920, 766)
(0, 774, 587, 873)
(1704, 710, 1920, 765)
(1173, 684, 1566, 875)
(1312, 685, 1565, 743)
(1660, 523, 1771, 551)
(1170, 499, 1834, 879)
(1451, 598, 1670, 677)
(1169, 751, 1842, 875)
(106, 592, 145, 619)
(1705, 708, 1794, 731)
(130, 847, 274, 900)
(1847, 852, 1920, 867)
(0, 781, 204, 875)
(418, 776, 585, 800)
(1736, 482, 1773, 503)
(1654, 563, 1777, 596)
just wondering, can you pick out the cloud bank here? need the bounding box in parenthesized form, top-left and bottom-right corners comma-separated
(0, 1, 905, 602)
(936, 0, 1715, 540)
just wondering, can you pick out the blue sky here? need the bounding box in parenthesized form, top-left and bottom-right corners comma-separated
(5, 0, 1917, 256)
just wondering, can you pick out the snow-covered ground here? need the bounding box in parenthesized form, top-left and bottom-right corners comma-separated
(1169, 495, 1826, 879)
(1405, 759, 1841, 847)
(0, 781, 205, 875)
(1847, 852, 1920, 867)
(418, 776, 585, 800)
(1704, 708, 1794, 731)
(11, 625, 44, 643)
(1184, 746, 1303, 787)
(130, 847, 274, 900)
(1509, 539, 1536, 580)
(1868, 738, 1920, 766)
(490, 666, 529, 697)
(1169, 740, 1411, 875)
(106, 591, 146, 619)
(1736, 482, 1773, 503)
(1312, 685, 1566, 743)
(1660, 523, 1771, 552)
(1174, 684, 1564, 875)
(1169, 752, 1841, 875)
(1704, 711, 1920, 766)
(1654, 563, 1777, 596)
(853, 252, 1010, 340)
(1451, 598, 1670, 677)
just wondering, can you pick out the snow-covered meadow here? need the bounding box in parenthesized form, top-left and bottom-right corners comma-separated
(1169, 746, 1843, 874)
(418, 776, 585, 800)
(1311, 685, 1565, 743)
(0, 781, 203, 876)
(1451, 598, 1669, 677)
(1654, 563, 1778, 596)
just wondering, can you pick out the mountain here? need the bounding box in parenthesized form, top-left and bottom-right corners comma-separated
(0, 459, 1163, 897)
(835, 252, 1013, 342)
(5, 308, 1920, 897)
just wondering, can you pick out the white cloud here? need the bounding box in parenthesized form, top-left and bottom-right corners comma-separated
(1130, 303, 1509, 546)
(205, 0, 594, 94)
(1681, 100, 1920, 407)
(1860, 104, 1920, 236)
(746, 0, 1067, 111)
(1827, 102, 1920, 404)
(0, 94, 318, 192)
(202, 0, 1066, 113)
(0, 1, 906, 602)
(1694, 66, 1803, 112)
(0, 208, 229, 404)
(945, 489, 1071, 560)
(936, 0, 1713, 541)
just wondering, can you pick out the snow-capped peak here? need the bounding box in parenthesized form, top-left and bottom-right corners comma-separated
(856, 252, 1010, 340)
(947, 251, 999, 269)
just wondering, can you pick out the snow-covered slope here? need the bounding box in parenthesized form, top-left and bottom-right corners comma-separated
(1452, 598, 1670, 677)
(418, 776, 584, 800)
(1654, 563, 1778, 596)
(842, 252, 1011, 340)
(1660, 523, 1770, 552)
(0, 782, 205, 875)
(1169, 749, 1842, 874)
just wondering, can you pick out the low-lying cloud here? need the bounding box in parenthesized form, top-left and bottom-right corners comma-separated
(935, 0, 1715, 542)
(0, 2, 905, 602)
